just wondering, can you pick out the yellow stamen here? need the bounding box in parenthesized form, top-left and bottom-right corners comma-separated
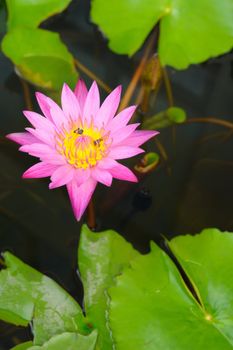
(56, 124, 109, 169)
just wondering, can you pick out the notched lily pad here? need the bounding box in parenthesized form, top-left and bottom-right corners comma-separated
(27, 331, 98, 350)
(6, 0, 72, 30)
(0, 252, 85, 346)
(108, 229, 233, 349)
(2, 28, 78, 93)
(91, 0, 233, 69)
(11, 342, 33, 350)
(78, 224, 139, 350)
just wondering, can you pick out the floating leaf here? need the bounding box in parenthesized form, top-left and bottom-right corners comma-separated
(2, 28, 78, 92)
(0, 252, 85, 345)
(27, 331, 97, 350)
(168, 228, 233, 344)
(5, 0, 72, 30)
(11, 342, 33, 350)
(78, 224, 139, 350)
(143, 106, 186, 130)
(109, 229, 233, 349)
(91, 0, 233, 69)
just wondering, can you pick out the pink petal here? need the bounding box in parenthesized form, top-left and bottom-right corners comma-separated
(91, 168, 112, 187)
(67, 178, 97, 221)
(23, 111, 54, 132)
(19, 144, 65, 164)
(61, 83, 81, 122)
(35, 93, 68, 129)
(109, 146, 144, 159)
(74, 168, 90, 186)
(96, 86, 121, 127)
(49, 103, 68, 129)
(20, 143, 54, 157)
(111, 123, 140, 146)
(109, 162, 138, 183)
(123, 130, 159, 147)
(23, 162, 57, 179)
(83, 81, 100, 124)
(6, 132, 37, 145)
(74, 79, 88, 112)
(107, 106, 137, 132)
(49, 164, 74, 189)
(39, 154, 66, 165)
(98, 158, 118, 169)
(35, 92, 56, 122)
(25, 127, 55, 146)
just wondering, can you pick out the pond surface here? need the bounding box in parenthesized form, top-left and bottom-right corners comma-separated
(1, 0, 233, 348)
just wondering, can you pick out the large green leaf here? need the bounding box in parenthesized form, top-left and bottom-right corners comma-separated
(1, 28, 78, 92)
(91, 0, 166, 56)
(78, 225, 139, 350)
(91, 0, 233, 69)
(109, 230, 233, 349)
(6, 0, 72, 30)
(11, 342, 33, 350)
(0, 252, 85, 346)
(168, 228, 233, 344)
(27, 331, 97, 350)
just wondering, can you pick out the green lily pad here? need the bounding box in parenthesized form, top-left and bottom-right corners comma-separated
(2, 27, 78, 92)
(11, 342, 33, 350)
(91, 0, 233, 69)
(0, 252, 85, 346)
(109, 229, 233, 349)
(27, 331, 97, 350)
(168, 228, 233, 344)
(5, 0, 72, 30)
(78, 224, 139, 349)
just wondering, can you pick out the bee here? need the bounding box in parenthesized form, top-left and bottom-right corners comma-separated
(93, 138, 103, 146)
(74, 128, 84, 135)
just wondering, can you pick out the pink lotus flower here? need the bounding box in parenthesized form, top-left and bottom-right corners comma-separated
(7, 81, 158, 220)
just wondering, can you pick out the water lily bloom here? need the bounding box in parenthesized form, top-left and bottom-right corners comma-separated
(7, 81, 158, 220)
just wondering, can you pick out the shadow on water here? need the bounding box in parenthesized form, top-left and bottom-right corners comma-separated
(1, 0, 233, 347)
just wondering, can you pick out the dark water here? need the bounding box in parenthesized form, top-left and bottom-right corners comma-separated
(1, 0, 233, 348)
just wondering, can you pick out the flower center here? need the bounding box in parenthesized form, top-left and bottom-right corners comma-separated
(56, 124, 109, 169)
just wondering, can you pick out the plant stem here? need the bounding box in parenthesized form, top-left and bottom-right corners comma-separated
(197, 131, 228, 145)
(86, 199, 96, 230)
(154, 138, 168, 162)
(162, 67, 176, 153)
(19, 78, 33, 110)
(74, 58, 112, 93)
(162, 67, 174, 107)
(185, 117, 233, 129)
(119, 30, 157, 111)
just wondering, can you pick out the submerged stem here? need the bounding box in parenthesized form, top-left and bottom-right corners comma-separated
(19, 78, 33, 111)
(86, 199, 96, 230)
(185, 117, 233, 129)
(119, 30, 157, 111)
(162, 67, 174, 107)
